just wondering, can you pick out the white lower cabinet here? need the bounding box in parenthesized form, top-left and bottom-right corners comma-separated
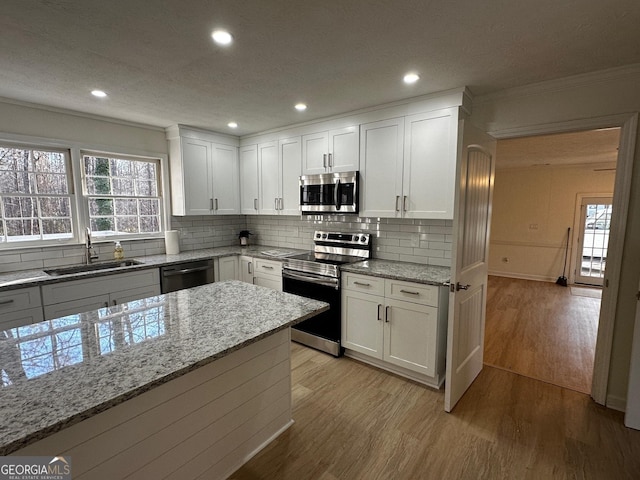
(42, 269, 160, 320)
(238, 256, 282, 291)
(341, 272, 448, 387)
(215, 256, 239, 281)
(0, 286, 44, 329)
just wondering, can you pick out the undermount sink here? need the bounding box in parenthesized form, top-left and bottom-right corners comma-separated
(44, 260, 143, 276)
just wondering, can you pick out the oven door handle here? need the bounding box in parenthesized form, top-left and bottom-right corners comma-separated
(283, 269, 340, 289)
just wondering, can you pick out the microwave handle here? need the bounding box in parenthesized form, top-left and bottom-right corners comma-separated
(334, 179, 341, 210)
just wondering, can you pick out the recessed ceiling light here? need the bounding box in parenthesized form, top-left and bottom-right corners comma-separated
(227, 122, 238, 129)
(403, 73, 420, 84)
(212, 30, 233, 46)
(91, 90, 107, 98)
(295, 103, 307, 112)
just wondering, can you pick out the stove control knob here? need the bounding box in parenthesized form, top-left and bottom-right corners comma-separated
(352, 235, 359, 242)
(360, 236, 367, 243)
(316, 233, 321, 239)
(322, 233, 328, 239)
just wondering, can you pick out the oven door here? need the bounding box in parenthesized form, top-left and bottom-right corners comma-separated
(299, 172, 358, 214)
(282, 269, 343, 356)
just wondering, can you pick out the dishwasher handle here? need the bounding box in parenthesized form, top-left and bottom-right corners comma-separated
(162, 265, 212, 277)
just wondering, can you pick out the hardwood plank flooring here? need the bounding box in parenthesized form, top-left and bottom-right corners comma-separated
(231, 343, 640, 480)
(484, 276, 599, 394)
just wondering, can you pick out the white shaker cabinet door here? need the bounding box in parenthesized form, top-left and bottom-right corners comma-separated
(279, 136, 302, 215)
(359, 118, 405, 218)
(328, 126, 359, 172)
(258, 141, 279, 214)
(301, 131, 329, 175)
(403, 109, 457, 219)
(239, 145, 259, 214)
(341, 289, 384, 359)
(182, 138, 213, 215)
(211, 142, 240, 215)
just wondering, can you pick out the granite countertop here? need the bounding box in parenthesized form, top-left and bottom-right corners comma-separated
(0, 245, 307, 291)
(341, 259, 451, 286)
(0, 280, 328, 455)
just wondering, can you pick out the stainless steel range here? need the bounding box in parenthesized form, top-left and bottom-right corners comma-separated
(283, 231, 371, 356)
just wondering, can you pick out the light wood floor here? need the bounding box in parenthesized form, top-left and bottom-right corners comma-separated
(484, 276, 600, 394)
(231, 342, 640, 480)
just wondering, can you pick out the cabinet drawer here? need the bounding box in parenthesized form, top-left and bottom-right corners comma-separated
(0, 306, 44, 330)
(0, 286, 42, 315)
(254, 258, 282, 277)
(342, 272, 385, 296)
(42, 269, 160, 305)
(385, 280, 439, 307)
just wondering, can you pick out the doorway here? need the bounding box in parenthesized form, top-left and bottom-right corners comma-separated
(484, 127, 619, 393)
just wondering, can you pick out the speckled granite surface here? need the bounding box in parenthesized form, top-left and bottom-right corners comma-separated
(0, 245, 306, 291)
(341, 259, 451, 286)
(0, 280, 328, 455)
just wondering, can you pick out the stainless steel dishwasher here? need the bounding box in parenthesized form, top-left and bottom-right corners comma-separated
(160, 259, 215, 293)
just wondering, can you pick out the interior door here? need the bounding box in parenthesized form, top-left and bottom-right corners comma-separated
(445, 120, 496, 412)
(625, 277, 640, 430)
(575, 197, 612, 286)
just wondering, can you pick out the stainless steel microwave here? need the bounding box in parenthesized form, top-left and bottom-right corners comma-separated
(299, 171, 359, 214)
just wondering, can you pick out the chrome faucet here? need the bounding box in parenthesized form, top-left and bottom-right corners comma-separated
(85, 227, 99, 264)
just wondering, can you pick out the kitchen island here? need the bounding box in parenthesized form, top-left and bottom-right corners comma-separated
(0, 281, 328, 479)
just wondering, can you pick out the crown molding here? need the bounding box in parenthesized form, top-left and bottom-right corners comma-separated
(0, 96, 166, 132)
(473, 63, 640, 105)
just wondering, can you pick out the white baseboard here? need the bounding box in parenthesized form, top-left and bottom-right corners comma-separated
(606, 394, 626, 412)
(488, 271, 557, 283)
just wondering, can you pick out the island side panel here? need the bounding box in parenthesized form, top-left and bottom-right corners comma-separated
(14, 329, 293, 480)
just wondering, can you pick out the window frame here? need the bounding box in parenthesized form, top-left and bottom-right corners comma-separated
(0, 142, 78, 247)
(80, 150, 165, 241)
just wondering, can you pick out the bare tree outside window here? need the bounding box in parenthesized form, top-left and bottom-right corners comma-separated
(83, 153, 161, 237)
(0, 146, 73, 242)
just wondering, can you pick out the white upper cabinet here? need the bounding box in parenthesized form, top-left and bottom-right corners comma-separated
(360, 117, 405, 218)
(359, 108, 459, 220)
(258, 141, 279, 214)
(302, 126, 359, 175)
(403, 109, 458, 219)
(257, 136, 301, 215)
(167, 126, 240, 216)
(239, 145, 259, 214)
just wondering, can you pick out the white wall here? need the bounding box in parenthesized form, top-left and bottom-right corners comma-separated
(489, 165, 615, 281)
(473, 65, 640, 408)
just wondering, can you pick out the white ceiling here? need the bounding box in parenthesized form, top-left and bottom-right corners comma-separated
(496, 128, 621, 169)
(2, 1, 640, 136)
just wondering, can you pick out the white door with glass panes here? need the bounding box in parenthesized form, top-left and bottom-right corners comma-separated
(239, 145, 259, 214)
(575, 197, 612, 286)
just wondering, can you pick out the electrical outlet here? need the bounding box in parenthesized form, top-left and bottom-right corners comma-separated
(529, 223, 539, 230)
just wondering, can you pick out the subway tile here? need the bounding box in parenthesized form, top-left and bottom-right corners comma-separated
(398, 254, 428, 264)
(428, 257, 452, 267)
(21, 250, 63, 261)
(0, 253, 22, 264)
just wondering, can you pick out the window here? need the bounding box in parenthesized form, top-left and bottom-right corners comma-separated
(83, 152, 162, 237)
(0, 145, 73, 243)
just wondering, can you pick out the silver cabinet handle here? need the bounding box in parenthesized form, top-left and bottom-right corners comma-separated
(400, 289, 420, 295)
(214, 198, 219, 211)
(254, 198, 258, 210)
(279, 198, 283, 210)
(104, 301, 109, 308)
(248, 262, 252, 274)
(403, 196, 408, 212)
(328, 153, 333, 167)
(112, 299, 117, 306)
(0, 299, 15, 306)
(275, 198, 278, 210)
(377, 304, 383, 321)
(210, 198, 214, 210)
(323, 153, 327, 168)
(385, 306, 390, 323)
(354, 281, 371, 287)
(262, 265, 274, 270)
(456, 283, 471, 291)
(395, 195, 400, 212)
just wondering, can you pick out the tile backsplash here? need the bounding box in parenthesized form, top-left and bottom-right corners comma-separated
(0, 214, 452, 273)
(246, 215, 452, 267)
